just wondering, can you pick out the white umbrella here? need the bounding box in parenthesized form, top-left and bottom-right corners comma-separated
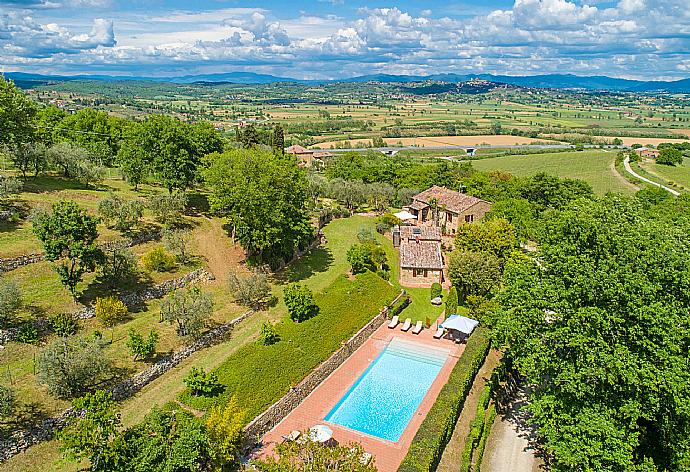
(308, 424, 333, 443)
(394, 210, 416, 221)
(440, 315, 479, 335)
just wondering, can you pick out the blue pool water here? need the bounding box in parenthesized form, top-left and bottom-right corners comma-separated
(324, 338, 449, 442)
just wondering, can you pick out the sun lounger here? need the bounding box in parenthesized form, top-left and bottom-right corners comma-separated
(433, 327, 444, 339)
(388, 315, 399, 329)
(400, 318, 412, 331)
(360, 452, 373, 465)
(412, 320, 423, 334)
(282, 430, 301, 442)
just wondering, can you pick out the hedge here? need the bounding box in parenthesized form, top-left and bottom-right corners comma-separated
(459, 386, 492, 472)
(390, 295, 411, 318)
(179, 272, 398, 416)
(475, 405, 497, 472)
(397, 327, 491, 472)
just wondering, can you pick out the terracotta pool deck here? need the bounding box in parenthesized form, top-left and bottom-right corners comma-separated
(255, 317, 465, 472)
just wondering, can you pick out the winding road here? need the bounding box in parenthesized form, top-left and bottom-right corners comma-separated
(623, 156, 680, 196)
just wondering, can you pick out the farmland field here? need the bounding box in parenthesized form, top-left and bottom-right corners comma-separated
(470, 150, 637, 194)
(638, 157, 690, 191)
(312, 135, 560, 149)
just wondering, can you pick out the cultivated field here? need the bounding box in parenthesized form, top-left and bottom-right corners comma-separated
(470, 150, 636, 194)
(637, 157, 690, 191)
(312, 135, 560, 149)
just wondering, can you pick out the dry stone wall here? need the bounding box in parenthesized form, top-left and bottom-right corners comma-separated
(243, 290, 405, 446)
(0, 308, 254, 464)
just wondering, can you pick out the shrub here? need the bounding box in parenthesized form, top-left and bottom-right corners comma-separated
(0, 385, 14, 417)
(460, 386, 492, 472)
(376, 212, 402, 233)
(227, 269, 270, 308)
(475, 405, 497, 472)
(445, 286, 458, 316)
(162, 228, 191, 263)
(50, 313, 78, 337)
(141, 246, 176, 272)
(0, 278, 22, 328)
(347, 241, 387, 275)
(206, 397, 246, 469)
(430, 283, 442, 300)
(185, 367, 220, 396)
(37, 335, 111, 398)
(398, 327, 491, 472)
(258, 322, 280, 346)
(466, 295, 500, 327)
(16, 322, 38, 344)
(390, 296, 411, 318)
(95, 296, 128, 330)
(126, 328, 159, 361)
(283, 284, 318, 322)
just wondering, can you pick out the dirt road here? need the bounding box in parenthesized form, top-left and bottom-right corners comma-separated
(483, 387, 544, 472)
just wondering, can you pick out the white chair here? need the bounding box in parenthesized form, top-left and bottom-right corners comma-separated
(401, 318, 412, 332)
(433, 327, 444, 339)
(412, 320, 423, 334)
(388, 315, 399, 329)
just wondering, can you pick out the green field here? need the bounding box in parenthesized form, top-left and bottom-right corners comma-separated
(638, 157, 690, 192)
(470, 150, 635, 194)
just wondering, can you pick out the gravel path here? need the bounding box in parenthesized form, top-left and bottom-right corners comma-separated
(623, 156, 680, 196)
(483, 386, 544, 472)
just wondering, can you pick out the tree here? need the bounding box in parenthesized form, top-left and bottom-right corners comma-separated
(657, 147, 684, 166)
(486, 198, 538, 243)
(8, 142, 47, 178)
(72, 157, 106, 189)
(46, 142, 90, 179)
(161, 288, 213, 338)
(126, 328, 158, 361)
(115, 124, 148, 189)
(271, 124, 285, 155)
(283, 284, 318, 322)
(58, 390, 120, 470)
(95, 296, 128, 341)
(205, 149, 314, 264)
(0, 385, 14, 418)
(99, 246, 138, 289)
(240, 123, 260, 148)
(519, 172, 593, 210)
(37, 335, 111, 398)
(347, 241, 387, 275)
(0, 175, 21, 205)
(163, 228, 191, 263)
(466, 295, 500, 326)
(0, 278, 22, 328)
(58, 108, 122, 165)
(494, 196, 690, 471)
(141, 246, 176, 272)
(254, 435, 377, 471)
(147, 192, 187, 227)
(98, 194, 143, 232)
(32, 201, 102, 298)
(445, 286, 458, 316)
(184, 367, 220, 396)
(206, 397, 246, 470)
(258, 322, 280, 346)
(447, 250, 502, 300)
(227, 269, 271, 308)
(0, 77, 36, 147)
(455, 218, 516, 260)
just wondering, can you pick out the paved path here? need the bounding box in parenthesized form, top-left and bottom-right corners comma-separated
(623, 156, 680, 196)
(483, 387, 544, 472)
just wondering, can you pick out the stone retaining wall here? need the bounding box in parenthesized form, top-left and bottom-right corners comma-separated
(0, 229, 160, 274)
(0, 309, 254, 464)
(0, 268, 214, 345)
(243, 290, 405, 446)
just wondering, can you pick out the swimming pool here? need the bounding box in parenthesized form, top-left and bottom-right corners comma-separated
(324, 337, 449, 442)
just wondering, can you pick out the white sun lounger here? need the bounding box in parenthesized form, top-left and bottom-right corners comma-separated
(282, 430, 301, 442)
(412, 320, 423, 334)
(433, 327, 444, 339)
(388, 315, 399, 329)
(401, 318, 412, 332)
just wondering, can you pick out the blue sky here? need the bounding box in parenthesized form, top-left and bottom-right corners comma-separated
(1, 0, 689, 80)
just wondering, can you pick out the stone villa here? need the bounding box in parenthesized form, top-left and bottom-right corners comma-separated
(395, 186, 491, 287)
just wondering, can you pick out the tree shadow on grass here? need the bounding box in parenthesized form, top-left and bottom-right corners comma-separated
(19, 175, 87, 194)
(79, 272, 155, 310)
(276, 247, 335, 284)
(0, 402, 52, 440)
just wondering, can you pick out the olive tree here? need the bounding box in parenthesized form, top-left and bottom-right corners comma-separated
(0, 278, 22, 328)
(161, 288, 213, 339)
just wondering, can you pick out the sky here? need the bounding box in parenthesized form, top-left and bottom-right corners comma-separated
(1, 0, 689, 81)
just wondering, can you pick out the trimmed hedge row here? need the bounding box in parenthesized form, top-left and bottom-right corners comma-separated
(398, 327, 491, 472)
(390, 295, 411, 318)
(459, 386, 492, 472)
(475, 404, 497, 472)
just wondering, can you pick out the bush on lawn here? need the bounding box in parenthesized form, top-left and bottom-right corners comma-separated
(141, 246, 176, 272)
(50, 313, 78, 337)
(258, 322, 280, 346)
(430, 283, 442, 300)
(284, 283, 318, 322)
(445, 286, 458, 316)
(398, 327, 491, 472)
(184, 367, 221, 396)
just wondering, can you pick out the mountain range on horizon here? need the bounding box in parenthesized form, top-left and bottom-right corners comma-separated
(5, 71, 690, 93)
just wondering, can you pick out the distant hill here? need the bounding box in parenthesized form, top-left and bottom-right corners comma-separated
(4, 71, 690, 93)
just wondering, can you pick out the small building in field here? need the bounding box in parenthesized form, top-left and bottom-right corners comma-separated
(399, 240, 444, 286)
(407, 186, 491, 234)
(634, 147, 660, 158)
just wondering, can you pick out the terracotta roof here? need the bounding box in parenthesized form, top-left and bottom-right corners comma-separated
(399, 225, 441, 241)
(285, 145, 313, 155)
(400, 240, 443, 269)
(313, 151, 333, 158)
(409, 200, 429, 211)
(412, 186, 487, 214)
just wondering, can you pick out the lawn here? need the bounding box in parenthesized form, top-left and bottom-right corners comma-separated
(638, 157, 690, 192)
(469, 150, 633, 195)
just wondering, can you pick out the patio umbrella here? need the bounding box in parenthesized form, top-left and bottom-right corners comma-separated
(440, 315, 479, 335)
(308, 424, 333, 443)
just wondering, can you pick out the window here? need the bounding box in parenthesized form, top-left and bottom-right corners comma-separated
(412, 268, 418, 277)
(447, 212, 453, 223)
(465, 214, 474, 223)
